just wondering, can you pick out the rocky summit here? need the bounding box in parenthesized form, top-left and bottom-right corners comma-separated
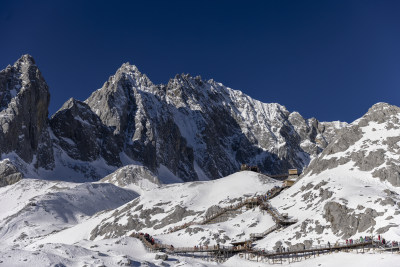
(0, 55, 346, 183)
(0, 55, 53, 186)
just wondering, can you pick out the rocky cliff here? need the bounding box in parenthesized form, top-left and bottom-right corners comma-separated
(0, 55, 346, 183)
(0, 55, 53, 183)
(80, 63, 344, 181)
(303, 102, 400, 187)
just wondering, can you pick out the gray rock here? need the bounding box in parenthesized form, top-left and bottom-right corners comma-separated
(376, 225, 398, 234)
(0, 159, 22, 187)
(303, 102, 400, 187)
(83, 64, 346, 181)
(323, 202, 379, 238)
(101, 165, 161, 189)
(155, 253, 168, 261)
(0, 55, 53, 170)
(50, 98, 122, 166)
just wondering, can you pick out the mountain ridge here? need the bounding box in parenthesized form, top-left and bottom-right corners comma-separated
(0, 54, 350, 184)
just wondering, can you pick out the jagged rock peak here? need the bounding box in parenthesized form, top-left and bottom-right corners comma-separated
(303, 102, 400, 186)
(368, 102, 397, 111)
(55, 97, 88, 113)
(15, 54, 36, 66)
(111, 62, 154, 88)
(364, 102, 400, 119)
(118, 62, 140, 74)
(0, 54, 52, 172)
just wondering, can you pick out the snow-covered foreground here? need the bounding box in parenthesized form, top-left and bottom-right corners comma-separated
(1, 238, 398, 267)
(0, 171, 280, 266)
(0, 170, 399, 266)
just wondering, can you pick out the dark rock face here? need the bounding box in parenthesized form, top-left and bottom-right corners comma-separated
(50, 98, 121, 166)
(0, 55, 53, 184)
(0, 55, 51, 162)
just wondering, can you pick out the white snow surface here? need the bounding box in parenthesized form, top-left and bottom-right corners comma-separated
(88, 171, 280, 241)
(0, 169, 399, 266)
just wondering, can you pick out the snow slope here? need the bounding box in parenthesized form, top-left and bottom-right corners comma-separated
(0, 169, 399, 266)
(253, 103, 400, 251)
(0, 179, 138, 250)
(46, 171, 281, 247)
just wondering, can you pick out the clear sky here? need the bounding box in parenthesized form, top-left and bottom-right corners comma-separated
(1, 0, 399, 122)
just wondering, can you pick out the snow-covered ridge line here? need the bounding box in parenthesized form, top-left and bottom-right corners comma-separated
(0, 54, 388, 186)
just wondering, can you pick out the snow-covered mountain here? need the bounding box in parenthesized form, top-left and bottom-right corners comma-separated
(56, 101, 400, 248)
(255, 102, 400, 250)
(0, 54, 399, 266)
(0, 55, 345, 183)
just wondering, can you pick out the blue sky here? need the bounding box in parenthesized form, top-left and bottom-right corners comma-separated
(1, 0, 399, 122)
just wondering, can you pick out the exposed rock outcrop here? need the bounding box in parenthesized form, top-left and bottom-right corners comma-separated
(0, 159, 22, 187)
(100, 165, 161, 190)
(0, 55, 53, 184)
(323, 202, 379, 239)
(50, 98, 122, 166)
(303, 102, 400, 187)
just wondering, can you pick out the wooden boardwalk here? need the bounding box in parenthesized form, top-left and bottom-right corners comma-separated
(250, 225, 279, 240)
(259, 200, 297, 225)
(131, 232, 398, 264)
(130, 178, 399, 264)
(167, 186, 287, 233)
(252, 241, 374, 258)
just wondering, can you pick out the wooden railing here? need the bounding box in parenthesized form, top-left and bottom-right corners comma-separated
(250, 225, 279, 240)
(131, 232, 399, 261)
(168, 186, 286, 233)
(250, 240, 375, 257)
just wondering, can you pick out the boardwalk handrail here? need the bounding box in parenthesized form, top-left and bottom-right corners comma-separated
(260, 201, 297, 225)
(168, 186, 288, 233)
(251, 240, 375, 257)
(250, 225, 279, 239)
(130, 232, 397, 261)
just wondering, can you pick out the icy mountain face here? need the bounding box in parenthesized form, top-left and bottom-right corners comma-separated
(0, 55, 345, 182)
(81, 64, 343, 181)
(304, 102, 400, 187)
(253, 104, 400, 250)
(0, 55, 53, 178)
(84, 65, 197, 181)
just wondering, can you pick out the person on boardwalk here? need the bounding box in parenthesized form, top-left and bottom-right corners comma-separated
(328, 241, 331, 249)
